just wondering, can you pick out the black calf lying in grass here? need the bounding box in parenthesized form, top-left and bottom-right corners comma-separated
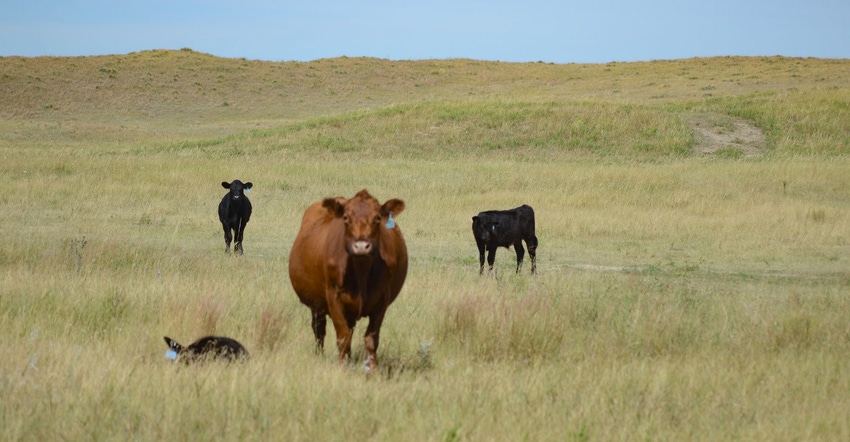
(164, 336, 250, 364)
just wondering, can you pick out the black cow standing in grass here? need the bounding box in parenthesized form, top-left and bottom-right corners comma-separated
(218, 180, 253, 255)
(472, 204, 538, 275)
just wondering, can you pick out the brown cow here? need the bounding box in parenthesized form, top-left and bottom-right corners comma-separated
(288, 189, 407, 373)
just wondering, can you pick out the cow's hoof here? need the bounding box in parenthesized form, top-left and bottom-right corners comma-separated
(363, 356, 377, 375)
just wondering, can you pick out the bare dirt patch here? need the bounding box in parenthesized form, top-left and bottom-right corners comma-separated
(687, 113, 766, 157)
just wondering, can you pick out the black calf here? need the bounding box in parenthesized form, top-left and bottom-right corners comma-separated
(163, 336, 250, 364)
(472, 204, 538, 274)
(218, 180, 253, 255)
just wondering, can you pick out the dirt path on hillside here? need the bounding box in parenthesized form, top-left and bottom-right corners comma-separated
(686, 113, 766, 157)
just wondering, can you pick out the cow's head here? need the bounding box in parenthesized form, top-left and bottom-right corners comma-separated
(164, 336, 183, 361)
(221, 180, 253, 201)
(323, 189, 405, 258)
(472, 215, 498, 242)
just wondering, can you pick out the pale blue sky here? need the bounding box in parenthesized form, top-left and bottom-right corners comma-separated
(2, 0, 848, 63)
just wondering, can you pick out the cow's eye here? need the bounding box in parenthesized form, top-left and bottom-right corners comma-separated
(374, 216, 381, 225)
(343, 215, 351, 224)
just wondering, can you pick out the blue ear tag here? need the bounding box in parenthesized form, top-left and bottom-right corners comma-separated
(165, 349, 178, 360)
(491, 225, 496, 231)
(385, 212, 395, 229)
(244, 188, 250, 194)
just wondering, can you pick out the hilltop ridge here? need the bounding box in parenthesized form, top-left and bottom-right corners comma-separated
(2, 49, 849, 156)
(3, 49, 848, 122)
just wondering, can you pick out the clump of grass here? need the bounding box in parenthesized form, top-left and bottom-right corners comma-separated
(807, 208, 826, 223)
(69, 290, 129, 334)
(715, 146, 745, 159)
(69, 235, 87, 275)
(436, 286, 565, 362)
(197, 296, 223, 336)
(255, 307, 289, 352)
(771, 314, 815, 351)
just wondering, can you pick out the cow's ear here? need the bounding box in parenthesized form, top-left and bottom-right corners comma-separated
(381, 199, 405, 217)
(322, 197, 345, 217)
(244, 182, 253, 189)
(164, 336, 182, 351)
(221, 182, 231, 189)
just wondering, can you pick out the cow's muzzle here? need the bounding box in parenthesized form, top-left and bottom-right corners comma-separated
(350, 240, 373, 256)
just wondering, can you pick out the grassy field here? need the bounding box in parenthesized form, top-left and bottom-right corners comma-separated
(2, 50, 850, 440)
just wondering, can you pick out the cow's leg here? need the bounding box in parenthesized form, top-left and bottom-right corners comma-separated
(222, 224, 233, 253)
(235, 219, 247, 256)
(486, 245, 498, 274)
(527, 235, 538, 274)
(363, 310, 387, 374)
(333, 322, 354, 366)
(477, 242, 487, 275)
(514, 241, 526, 273)
(327, 297, 355, 365)
(311, 311, 327, 353)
